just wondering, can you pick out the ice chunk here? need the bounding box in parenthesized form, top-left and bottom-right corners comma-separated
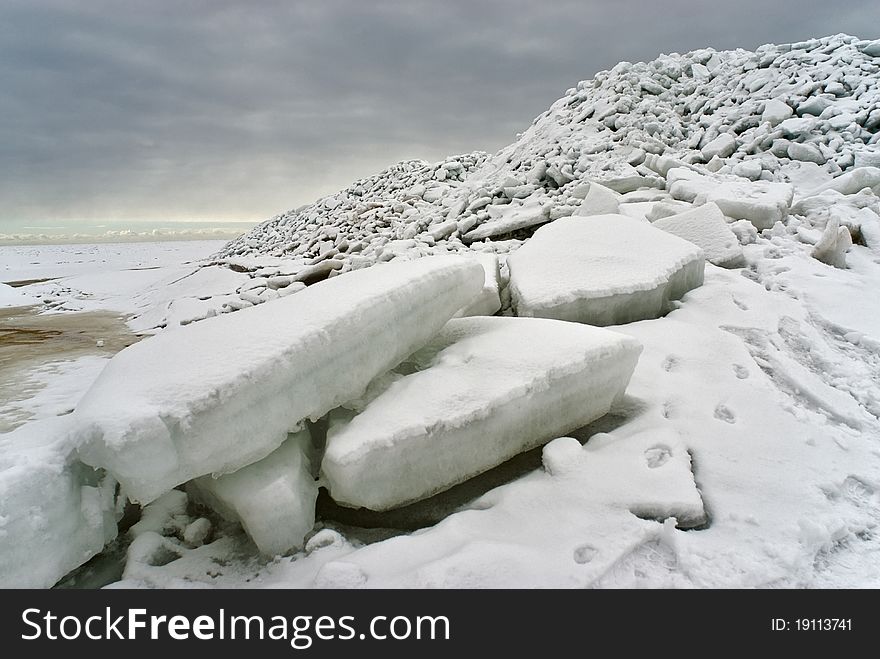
(700, 133, 736, 160)
(462, 195, 549, 242)
(667, 168, 793, 229)
(810, 167, 880, 197)
(322, 316, 641, 510)
(0, 417, 118, 588)
(454, 253, 501, 317)
(811, 217, 851, 269)
(573, 181, 621, 216)
(189, 429, 317, 556)
(787, 142, 826, 164)
(75, 256, 484, 503)
(652, 202, 744, 268)
(645, 200, 692, 222)
(761, 99, 793, 126)
(507, 215, 704, 325)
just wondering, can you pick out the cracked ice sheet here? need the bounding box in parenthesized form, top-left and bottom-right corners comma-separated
(7, 241, 231, 320)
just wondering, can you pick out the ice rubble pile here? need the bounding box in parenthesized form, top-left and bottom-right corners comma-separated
(76, 256, 485, 504)
(205, 33, 880, 323)
(0, 253, 644, 585)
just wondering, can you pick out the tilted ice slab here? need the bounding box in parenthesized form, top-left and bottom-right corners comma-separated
(76, 256, 484, 503)
(454, 253, 501, 317)
(809, 167, 880, 197)
(573, 181, 621, 217)
(321, 316, 642, 510)
(188, 429, 318, 556)
(0, 417, 118, 588)
(652, 202, 744, 268)
(667, 168, 794, 230)
(507, 215, 704, 326)
(462, 195, 550, 242)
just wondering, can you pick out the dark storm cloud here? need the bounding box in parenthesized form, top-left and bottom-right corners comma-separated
(1, 0, 878, 223)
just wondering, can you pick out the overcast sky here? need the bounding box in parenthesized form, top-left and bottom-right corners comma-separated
(1, 0, 878, 225)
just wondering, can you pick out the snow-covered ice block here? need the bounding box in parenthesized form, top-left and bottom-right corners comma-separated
(507, 215, 704, 326)
(462, 195, 549, 242)
(0, 417, 119, 588)
(75, 256, 484, 503)
(454, 253, 501, 317)
(811, 217, 852, 269)
(667, 168, 793, 229)
(188, 429, 317, 556)
(652, 202, 744, 268)
(810, 167, 880, 197)
(700, 133, 736, 160)
(573, 181, 621, 216)
(761, 99, 793, 126)
(322, 316, 642, 510)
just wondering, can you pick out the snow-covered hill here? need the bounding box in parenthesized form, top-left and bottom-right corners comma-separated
(216, 33, 879, 271)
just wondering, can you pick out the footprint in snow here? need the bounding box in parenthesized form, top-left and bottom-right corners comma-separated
(733, 364, 749, 379)
(731, 295, 749, 311)
(714, 404, 736, 424)
(661, 355, 679, 372)
(644, 445, 673, 468)
(573, 544, 598, 564)
(840, 476, 876, 506)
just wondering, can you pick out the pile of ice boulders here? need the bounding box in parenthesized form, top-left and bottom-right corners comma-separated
(77, 253, 648, 549)
(5, 241, 700, 585)
(214, 33, 880, 292)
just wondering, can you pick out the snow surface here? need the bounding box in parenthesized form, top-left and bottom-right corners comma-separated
(0, 282, 37, 308)
(322, 316, 641, 510)
(75, 256, 484, 503)
(508, 215, 705, 325)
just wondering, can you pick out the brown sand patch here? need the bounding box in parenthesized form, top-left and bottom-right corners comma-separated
(0, 307, 141, 432)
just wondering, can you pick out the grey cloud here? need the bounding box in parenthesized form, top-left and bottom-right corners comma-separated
(1, 0, 878, 224)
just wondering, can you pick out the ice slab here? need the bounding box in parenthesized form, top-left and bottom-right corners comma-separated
(810, 167, 880, 197)
(0, 417, 118, 588)
(322, 316, 641, 510)
(573, 181, 621, 216)
(189, 429, 317, 556)
(76, 256, 484, 503)
(667, 168, 793, 229)
(507, 215, 704, 325)
(462, 196, 550, 242)
(454, 253, 501, 317)
(812, 217, 852, 268)
(652, 202, 744, 267)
